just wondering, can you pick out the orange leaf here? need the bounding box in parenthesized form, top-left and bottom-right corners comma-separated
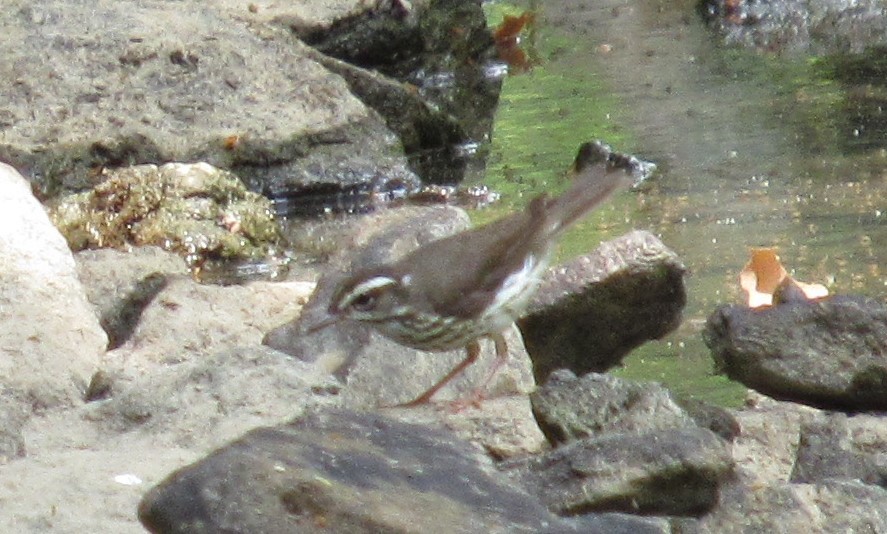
(739, 248, 828, 307)
(493, 12, 534, 44)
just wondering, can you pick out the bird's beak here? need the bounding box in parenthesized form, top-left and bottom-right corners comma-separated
(305, 314, 340, 335)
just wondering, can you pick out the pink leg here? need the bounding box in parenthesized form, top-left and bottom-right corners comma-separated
(396, 340, 481, 407)
(476, 332, 509, 392)
(448, 332, 509, 411)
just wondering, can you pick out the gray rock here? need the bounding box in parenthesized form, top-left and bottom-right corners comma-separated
(531, 370, 699, 445)
(138, 408, 668, 534)
(86, 346, 341, 444)
(0, 345, 339, 533)
(704, 295, 887, 410)
(0, 397, 27, 464)
(699, 478, 887, 533)
(0, 0, 407, 195)
(674, 396, 741, 443)
(729, 392, 819, 484)
(513, 427, 734, 516)
(519, 230, 687, 382)
(0, 162, 107, 407)
(791, 411, 887, 486)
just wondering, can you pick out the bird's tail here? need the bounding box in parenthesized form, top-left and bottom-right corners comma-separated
(538, 142, 634, 235)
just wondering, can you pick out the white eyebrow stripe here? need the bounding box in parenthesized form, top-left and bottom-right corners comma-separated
(343, 276, 398, 305)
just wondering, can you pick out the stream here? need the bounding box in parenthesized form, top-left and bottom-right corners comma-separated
(480, 0, 887, 405)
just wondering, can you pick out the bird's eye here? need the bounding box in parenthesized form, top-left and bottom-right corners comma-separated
(341, 275, 396, 314)
(350, 293, 377, 312)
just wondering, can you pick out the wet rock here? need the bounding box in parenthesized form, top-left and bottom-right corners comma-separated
(531, 370, 699, 445)
(513, 427, 733, 517)
(519, 230, 686, 382)
(0, 162, 107, 408)
(703, 295, 887, 411)
(699, 478, 887, 533)
(138, 408, 668, 534)
(700, 0, 887, 55)
(290, 0, 502, 185)
(573, 140, 659, 190)
(790, 411, 887, 486)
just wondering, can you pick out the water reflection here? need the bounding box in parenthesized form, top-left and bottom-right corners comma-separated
(483, 0, 887, 404)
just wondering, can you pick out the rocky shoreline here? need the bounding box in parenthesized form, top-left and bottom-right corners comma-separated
(3, 1, 887, 533)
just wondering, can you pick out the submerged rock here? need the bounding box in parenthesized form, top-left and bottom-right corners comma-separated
(700, 0, 887, 54)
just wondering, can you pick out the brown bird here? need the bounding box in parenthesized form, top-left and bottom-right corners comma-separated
(314, 147, 632, 406)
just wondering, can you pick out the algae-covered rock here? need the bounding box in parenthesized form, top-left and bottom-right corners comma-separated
(49, 162, 282, 273)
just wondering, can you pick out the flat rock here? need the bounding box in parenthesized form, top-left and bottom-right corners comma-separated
(0, 163, 107, 408)
(2, 346, 339, 532)
(99, 274, 314, 370)
(519, 230, 686, 382)
(75, 247, 189, 349)
(138, 408, 669, 534)
(704, 295, 887, 410)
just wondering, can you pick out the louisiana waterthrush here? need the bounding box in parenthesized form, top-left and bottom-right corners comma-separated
(312, 145, 633, 406)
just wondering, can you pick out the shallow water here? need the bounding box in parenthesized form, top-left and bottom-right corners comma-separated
(481, 0, 887, 405)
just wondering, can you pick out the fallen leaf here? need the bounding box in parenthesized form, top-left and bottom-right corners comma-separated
(739, 248, 829, 307)
(493, 12, 536, 73)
